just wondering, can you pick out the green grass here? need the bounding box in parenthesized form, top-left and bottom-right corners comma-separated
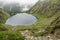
(0, 31, 25, 40)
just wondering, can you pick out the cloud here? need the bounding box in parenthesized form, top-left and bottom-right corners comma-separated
(0, 0, 39, 11)
(0, 0, 39, 5)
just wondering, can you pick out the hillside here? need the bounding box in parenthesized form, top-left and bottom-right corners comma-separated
(28, 0, 60, 17)
(0, 8, 10, 24)
(0, 8, 25, 40)
(26, 0, 60, 29)
(24, 0, 60, 38)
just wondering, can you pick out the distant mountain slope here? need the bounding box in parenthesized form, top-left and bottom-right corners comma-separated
(28, 0, 60, 17)
(26, 0, 60, 32)
(0, 8, 10, 24)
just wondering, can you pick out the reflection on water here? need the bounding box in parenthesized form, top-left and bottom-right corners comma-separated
(5, 13, 37, 26)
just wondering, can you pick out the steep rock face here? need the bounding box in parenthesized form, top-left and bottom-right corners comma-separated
(28, 0, 60, 17)
(0, 8, 10, 24)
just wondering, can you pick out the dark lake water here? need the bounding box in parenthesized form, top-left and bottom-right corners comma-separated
(5, 13, 37, 26)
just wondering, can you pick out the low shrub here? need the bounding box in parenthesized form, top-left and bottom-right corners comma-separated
(0, 31, 25, 40)
(0, 24, 13, 31)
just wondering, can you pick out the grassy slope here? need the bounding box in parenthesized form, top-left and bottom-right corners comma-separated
(0, 9, 25, 40)
(29, 0, 60, 27)
(0, 8, 10, 24)
(26, 0, 60, 36)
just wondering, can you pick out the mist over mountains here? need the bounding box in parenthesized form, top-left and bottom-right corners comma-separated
(0, 0, 38, 12)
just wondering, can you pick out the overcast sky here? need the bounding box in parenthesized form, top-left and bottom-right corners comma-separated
(0, 0, 39, 11)
(0, 0, 39, 5)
